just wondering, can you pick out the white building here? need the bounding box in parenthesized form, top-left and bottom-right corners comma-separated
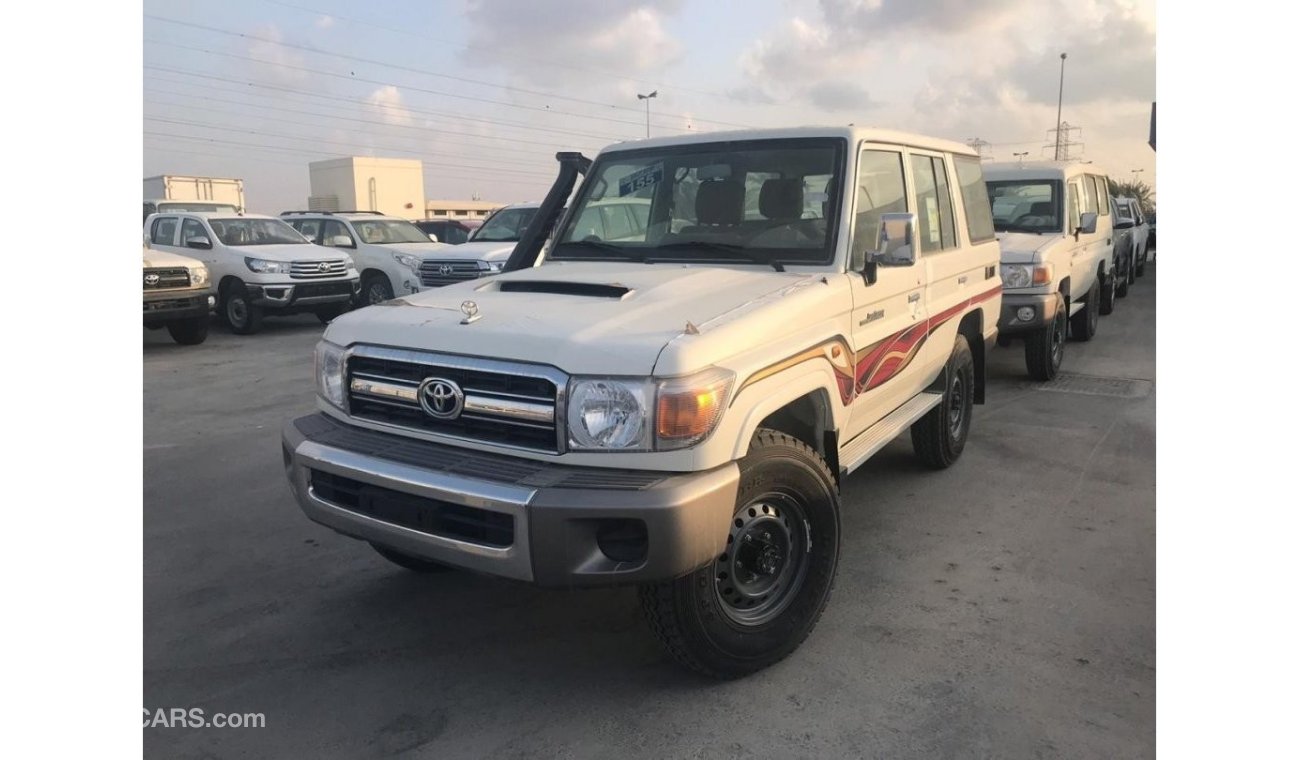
(307, 157, 426, 216)
(424, 199, 504, 219)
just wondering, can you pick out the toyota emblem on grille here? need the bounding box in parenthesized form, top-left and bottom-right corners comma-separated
(417, 377, 464, 420)
(439, 263, 454, 276)
(144, 273, 160, 286)
(318, 262, 331, 273)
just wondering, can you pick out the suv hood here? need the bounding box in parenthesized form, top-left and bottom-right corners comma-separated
(325, 262, 816, 375)
(995, 232, 1064, 264)
(143, 248, 202, 269)
(235, 243, 341, 263)
(425, 240, 517, 262)
(381, 241, 450, 259)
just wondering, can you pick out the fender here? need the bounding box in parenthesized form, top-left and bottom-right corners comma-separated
(724, 361, 844, 462)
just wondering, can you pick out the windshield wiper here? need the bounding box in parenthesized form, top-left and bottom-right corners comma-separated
(994, 223, 1046, 235)
(651, 241, 785, 272)
(554, 240, 646, 261)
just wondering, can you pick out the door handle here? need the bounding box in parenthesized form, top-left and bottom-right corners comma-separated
(907, 292, 921, 303)
(957, 275, 968, 285)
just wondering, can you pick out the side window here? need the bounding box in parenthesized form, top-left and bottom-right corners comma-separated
(1093, 177, 1110, 216)
(909, 154, 956, 253)
(1082, 174, 1100, 215)
(954, 156, 995, 243)
(1067, 182, 1081, 232)
(850, 149, 907, 268)
(322, 220, 354, 247)
(180, 218, 207, 245)
(151, 216, 177, 245)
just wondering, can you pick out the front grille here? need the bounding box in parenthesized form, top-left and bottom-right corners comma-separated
(290, 259, 348, 279)
(309, 470, 514, 547)
(293, 280, 353, 299)
(144, 267, 189, 289)
(347, 349, 561, 452)
(419, 260, 484, 287)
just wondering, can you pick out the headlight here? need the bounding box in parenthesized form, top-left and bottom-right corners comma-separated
(245, 257, 289, 274)
(565, 368, 735, 451)
(484, 261, 505, 273)
(1001, 265, 1031, 289)
(1000, 263, 1052, 289)
(341, 254, 356, 270)
(655, 368, 734, 450)
(315, 340, 347, 409)
(393, 253, 421, 273)
(189, 265, 209, 288)
(567, 379, 651, 450)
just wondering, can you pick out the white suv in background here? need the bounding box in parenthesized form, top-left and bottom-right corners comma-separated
(282, 212, 450, 306)
(146, 212, 360, 334)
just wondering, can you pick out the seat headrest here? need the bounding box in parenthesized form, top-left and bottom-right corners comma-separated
(1029, 201, 1053, 216)
(760, 178, 803, 221)
(695, 180, 744, 226)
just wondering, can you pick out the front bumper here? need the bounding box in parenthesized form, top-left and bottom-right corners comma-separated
(248, 278, 360, 308)
(142, 291, 215, 322)
(282, 413, 740, 587)
(997, 290, 1063, 335)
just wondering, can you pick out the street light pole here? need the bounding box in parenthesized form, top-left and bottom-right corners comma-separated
(1014, 151, 1029, 167)
(1054, 53, 1067, 161)
(637, 90, 658, 138)
(1131, 168, 1145, 182)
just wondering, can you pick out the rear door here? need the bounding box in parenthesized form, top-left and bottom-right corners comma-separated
(845, 145, 929, 438)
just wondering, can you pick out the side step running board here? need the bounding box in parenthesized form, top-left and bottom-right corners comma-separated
(839, 392, 944, 476)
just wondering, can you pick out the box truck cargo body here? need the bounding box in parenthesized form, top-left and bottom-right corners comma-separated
(144, 176, 245, 220)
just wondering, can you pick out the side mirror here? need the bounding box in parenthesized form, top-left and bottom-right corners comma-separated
(327, 235, 355, 248)
(427, 233, 439, 243)
(185, 236, 212, 250)
(1076, 212, 1098, 237)
(868, 212, 917, 267)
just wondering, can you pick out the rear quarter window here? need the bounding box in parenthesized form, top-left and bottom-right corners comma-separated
(954, 156, 995, 243)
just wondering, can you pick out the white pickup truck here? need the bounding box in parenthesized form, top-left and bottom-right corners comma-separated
(282, 127, 1003, 677)
(984, 162, 1116, 380)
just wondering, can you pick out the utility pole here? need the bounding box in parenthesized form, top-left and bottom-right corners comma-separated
(1043, 122, 1084, 161)
(1014, 151, 1029, 167)
(965, 137, 993, 161)
(637, 90, 658, 138)
(1054, 53, 1067, 161)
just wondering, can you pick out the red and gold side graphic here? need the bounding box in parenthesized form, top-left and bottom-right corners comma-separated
(734, 284, 1002, 406)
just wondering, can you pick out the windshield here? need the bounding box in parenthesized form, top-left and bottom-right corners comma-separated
(159, 202, 239, 214)
(352, 219, 434, 244)
(209, 218, 308, 246)
(987, 180, 1062, 233)
(471, 207, 539, 242)
(550, 137, 845, 267)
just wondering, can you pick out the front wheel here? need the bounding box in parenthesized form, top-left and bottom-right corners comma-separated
(639, 429, 840, 679)
(166, 316, 209, 345)
(222, 282, 264, 335)
(911, 334, 975, 469)
(1025, 302, 1066, 381)
(361, 273, 394, 306)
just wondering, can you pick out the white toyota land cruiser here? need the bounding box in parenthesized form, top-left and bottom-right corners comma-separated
(282, 127, 1003, 677)
(984, 162, 1116, 380)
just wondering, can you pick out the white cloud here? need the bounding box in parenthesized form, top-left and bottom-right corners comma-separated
(246, 24, 308, 85)
(315, 15, 335, 29)
(364, 85, 413, 127)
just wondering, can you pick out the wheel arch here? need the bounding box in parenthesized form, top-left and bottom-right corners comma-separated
(726, 366, 843, 478)
(956, 310, 986, 404)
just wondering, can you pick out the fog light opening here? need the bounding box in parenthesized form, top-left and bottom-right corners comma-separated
(1016, 307, 1035, 322)
(596, 519, 648, 564)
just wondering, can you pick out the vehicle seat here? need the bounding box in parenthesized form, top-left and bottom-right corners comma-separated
(759, 178, 803, 223)
(677, 179, 743, 237)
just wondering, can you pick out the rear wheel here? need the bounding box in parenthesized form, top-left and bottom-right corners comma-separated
(166, 316, 209, 345)
(1069, 282, 1099, 342)
(639, 429, 840, 679)
(1099, 269, 1117, 315)
(1135, 245, 1148, 277)
(911, 334, 975, 469)
(222, 282, 263, 335)
(1025, 301, 1066, 381)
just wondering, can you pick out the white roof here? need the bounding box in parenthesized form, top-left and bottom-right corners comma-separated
(598, 126, 977, 158)
(156, 211, 278, 221)
(982, 161, 1106, 181)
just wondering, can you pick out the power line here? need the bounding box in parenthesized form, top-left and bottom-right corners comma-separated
(146, 15, 751, 128)
(257, 0, 736, 100)
(143, 66, 627, 142)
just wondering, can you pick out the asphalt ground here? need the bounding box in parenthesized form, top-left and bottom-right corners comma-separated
(144, 263, 1156, 759)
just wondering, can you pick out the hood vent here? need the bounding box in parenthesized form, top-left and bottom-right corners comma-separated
(495, 281, 631, 299)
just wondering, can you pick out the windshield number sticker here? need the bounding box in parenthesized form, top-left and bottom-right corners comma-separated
(619, 164, 663, 197)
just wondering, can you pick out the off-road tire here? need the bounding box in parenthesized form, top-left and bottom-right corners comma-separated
(911, 334, 975, 469)
(1069, 282, 1099, 342)
(1025, 302, 1066, 381)
(639, 429, 840, 679)
(222, 281, 264, 335)
(361, 273, 394, 306)
(371, 544, 455, 573)
(1116, 263, 1130, 298)
(166, 316, 209, 345)
(1099, 270, 1117, 315)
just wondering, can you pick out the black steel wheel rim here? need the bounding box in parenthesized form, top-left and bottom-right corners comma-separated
(227, 296, 247, 325)
(948, 372, 966, 438)
(1051, 308, 1065, 367)
(366, 282, 389, 305)
(713, 493, 810, 626)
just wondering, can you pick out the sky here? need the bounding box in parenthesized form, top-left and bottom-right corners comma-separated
(142, 0, 1157, 214)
